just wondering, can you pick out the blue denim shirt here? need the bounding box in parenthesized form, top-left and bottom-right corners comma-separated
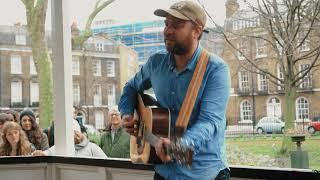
(119, 46, 230, 180)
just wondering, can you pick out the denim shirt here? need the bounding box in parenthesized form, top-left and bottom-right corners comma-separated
(119, 46, 230, 180)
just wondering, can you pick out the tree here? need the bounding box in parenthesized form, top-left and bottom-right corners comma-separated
(202, 0, 320, 154)
(72, 0, 115, 49)
(21, 0, 115, 128)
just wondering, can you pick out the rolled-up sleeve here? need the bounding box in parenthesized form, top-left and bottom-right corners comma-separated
(182, 63, 230, 153)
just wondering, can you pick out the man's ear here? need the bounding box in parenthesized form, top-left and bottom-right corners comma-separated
(193, 24, 203, 40)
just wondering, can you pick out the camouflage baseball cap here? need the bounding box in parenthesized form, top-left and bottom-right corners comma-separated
(154, 1, 207, 27)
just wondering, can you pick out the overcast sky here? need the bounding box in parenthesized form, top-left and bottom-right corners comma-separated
(0, 0, 230, 29)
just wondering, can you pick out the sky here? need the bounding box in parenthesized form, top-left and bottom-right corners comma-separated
(0, 0, 230, 29)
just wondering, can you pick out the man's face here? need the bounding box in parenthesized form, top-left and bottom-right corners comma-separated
(74, 131, 83, 144)
(109, 110, 121, 127)
(163, 15, 197, 55)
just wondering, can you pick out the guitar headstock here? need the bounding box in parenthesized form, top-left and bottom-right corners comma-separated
(165, 138, 193, 168)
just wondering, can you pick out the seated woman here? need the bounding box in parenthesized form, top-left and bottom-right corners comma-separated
(0, 121, 35, 156)
(19, 110, 49, 151)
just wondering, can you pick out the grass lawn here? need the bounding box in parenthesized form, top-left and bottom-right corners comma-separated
(226, 134, 320, 170)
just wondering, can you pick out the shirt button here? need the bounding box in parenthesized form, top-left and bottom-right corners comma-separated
(171, 92, 175, 95)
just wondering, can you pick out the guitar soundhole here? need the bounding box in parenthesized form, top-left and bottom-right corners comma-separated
(137, 121, 145, 154)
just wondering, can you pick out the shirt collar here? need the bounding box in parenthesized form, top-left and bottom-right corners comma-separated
(167, 44, 203, 72)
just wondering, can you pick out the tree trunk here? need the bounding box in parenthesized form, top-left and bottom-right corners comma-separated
(280, 82, 296, 154)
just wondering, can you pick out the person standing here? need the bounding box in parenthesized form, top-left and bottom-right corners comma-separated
(119, 1, 230, 179)
(20, 110, 49, 151)
(100, 107, 130, 158)
(0, 121, 35, 156)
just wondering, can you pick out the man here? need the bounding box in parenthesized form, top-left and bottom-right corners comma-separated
(100, 106, 130, 158)
(119, 1, 230, 180)
(33, 121, 107, 158)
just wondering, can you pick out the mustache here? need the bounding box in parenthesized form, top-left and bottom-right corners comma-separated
(164, 37, 175, 41)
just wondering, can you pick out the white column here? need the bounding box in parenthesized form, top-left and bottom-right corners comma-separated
(51, 0, 74, 155)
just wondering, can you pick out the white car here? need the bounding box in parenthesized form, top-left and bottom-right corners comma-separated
(256, 116, 285, 134)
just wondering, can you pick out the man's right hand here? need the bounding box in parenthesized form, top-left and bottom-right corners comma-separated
(122, 114, 138, 136)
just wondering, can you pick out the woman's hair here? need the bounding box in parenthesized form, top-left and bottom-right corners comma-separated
(0, 121, 33, 156)
(5, 110, 20, 123)
(19, 110, 43, 149)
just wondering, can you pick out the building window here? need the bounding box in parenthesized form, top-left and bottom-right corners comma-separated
(257, 72, 268, 91)
(95, 111, 105, 130)
(73, 83, 80, 105)
(239, 71, 249, 92)
(107, 84, 116, 106)
(267, 97, 281, 118)
(237, 40, 248, 60)
(30, 82, 39, 104)
(240, 100, 252, 121)
(11, 81, 22, 103)
(30, 56, 37, 75)
(95, 43, 104, 51)
(299, 64, 312, 89)
(15, 34, 26, 45)
(93, 84, 102, 106)
(256, 38, 267, 58)
(106, 60, 115, 77)
(93, 59, 101, 76)
(277, 64, 284, 90)
(11, 55, 22, 74)
(298, 32, 310, 52)
(296, 97, 309, 120)
(72, 57, 80, 75)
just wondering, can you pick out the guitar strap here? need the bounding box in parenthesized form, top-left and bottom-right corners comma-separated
(175, 49, 210, 137)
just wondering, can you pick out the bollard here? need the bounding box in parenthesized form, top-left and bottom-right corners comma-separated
(290, 135, 309, 169)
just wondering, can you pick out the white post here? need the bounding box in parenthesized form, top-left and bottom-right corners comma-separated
(51, 0, 75, 155)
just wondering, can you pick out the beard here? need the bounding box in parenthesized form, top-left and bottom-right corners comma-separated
(165, 39, 188, 55)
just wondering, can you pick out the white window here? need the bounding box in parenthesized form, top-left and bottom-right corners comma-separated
(29, 56, 37, 75)
(256, 38, 267, 58)
(237, 40, 248, 60)
(30, 82, 39, 104)
(72, 57, 80, 75)
(277, 64, 284, 90)
(95, 111, 105, 129)
(73, 83, 80, 105)
(11, 55, 22, 74)
(11, 81, 22, 103)
(107, 84, 116, 106)
(95, 43, 104, 51)
(299, 64, 312, 89)
(15, 34, 26, 45)
(239, 71, 249, 93)
(106, 60, 115, 77)
(93, 84, 102, 106)
(240, 100, 252, 121)
(267, 97, 281, 118)
(93, 59, 101, 76)
(257, 72, 268, 91)
(296, 97, 309, 120)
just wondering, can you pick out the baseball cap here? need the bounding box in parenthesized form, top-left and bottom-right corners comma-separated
(154, 1, 207, 28)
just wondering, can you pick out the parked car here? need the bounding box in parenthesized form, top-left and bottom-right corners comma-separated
(308, 116, 320, 134)
(256, 116, 285, 134)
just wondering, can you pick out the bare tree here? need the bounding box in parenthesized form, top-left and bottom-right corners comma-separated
(201, 0, 320, 154)
(72, 0, 115, 48)
(21, 0, 115, 128)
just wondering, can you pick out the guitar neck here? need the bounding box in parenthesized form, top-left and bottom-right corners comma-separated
(144, 130, 160, 147)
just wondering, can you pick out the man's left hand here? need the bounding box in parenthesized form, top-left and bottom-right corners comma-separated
(155, 137, 172, 163)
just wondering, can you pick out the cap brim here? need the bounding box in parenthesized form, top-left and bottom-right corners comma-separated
(154, 8, 190, 21)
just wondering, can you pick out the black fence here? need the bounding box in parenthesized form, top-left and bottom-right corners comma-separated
(225, 115, 313, 137)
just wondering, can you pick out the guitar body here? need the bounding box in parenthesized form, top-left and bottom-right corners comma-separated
(130, 94, 171, 164)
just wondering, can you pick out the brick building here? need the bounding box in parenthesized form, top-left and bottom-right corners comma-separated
(222, 0, 320, 125)
(0, 24, 139, 130)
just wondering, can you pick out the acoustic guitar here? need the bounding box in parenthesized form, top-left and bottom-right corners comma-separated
(130, 93, 193, 167)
